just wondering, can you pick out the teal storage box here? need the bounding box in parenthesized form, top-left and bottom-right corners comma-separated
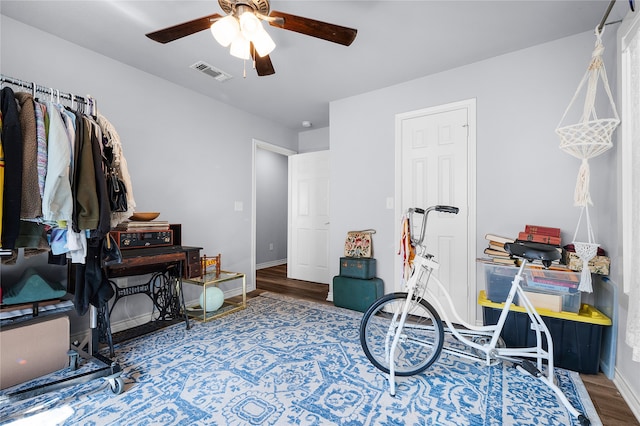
(333, 276, 383, 312)
(339, 257, 376, 279)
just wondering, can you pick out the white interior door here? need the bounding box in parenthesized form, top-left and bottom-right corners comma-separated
(397, 100, 476, 324)
(288, 151, 330, 284)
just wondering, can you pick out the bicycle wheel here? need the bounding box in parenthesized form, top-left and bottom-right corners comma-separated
(360, 292, 444, 376)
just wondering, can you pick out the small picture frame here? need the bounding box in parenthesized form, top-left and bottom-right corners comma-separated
(201, 253, 221, 278)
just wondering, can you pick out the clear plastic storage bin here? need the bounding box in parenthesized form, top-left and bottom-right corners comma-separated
(481, 261, 581, 313)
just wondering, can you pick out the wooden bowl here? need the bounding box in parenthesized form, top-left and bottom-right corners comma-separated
(129, 212, 160, 221)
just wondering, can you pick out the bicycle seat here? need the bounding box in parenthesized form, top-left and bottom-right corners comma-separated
(504, 241, 561, 267)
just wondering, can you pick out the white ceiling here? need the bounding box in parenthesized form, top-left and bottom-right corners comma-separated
(0, 0, 630, 130)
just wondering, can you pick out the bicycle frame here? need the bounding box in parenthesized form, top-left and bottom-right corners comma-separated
(381, 206, 585, 422)
(396, 252, 554, 374)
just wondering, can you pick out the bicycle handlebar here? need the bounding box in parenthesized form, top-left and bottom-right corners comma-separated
(435, 205, 459, 214)
(409, 205, 459, 215)
(408, 205, 459, 246)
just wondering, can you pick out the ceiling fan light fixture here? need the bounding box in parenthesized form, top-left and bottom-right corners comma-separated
(211, 15, 239, 47)
(238, 11, 261, 39)
(229, 33, 251, 60)
(252, 28, 275, 57)
(146, 0, 358, 77)
(237, 11, 275, 57)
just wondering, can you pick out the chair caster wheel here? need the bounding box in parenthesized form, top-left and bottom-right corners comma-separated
(109, 377, 125, 395)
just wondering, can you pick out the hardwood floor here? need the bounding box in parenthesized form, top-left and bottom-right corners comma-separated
(254, 264, 639, 426)
(581, 373, 639, 426)
(254, 264, 330, 304)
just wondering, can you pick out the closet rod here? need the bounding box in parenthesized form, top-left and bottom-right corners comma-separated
(0, 73, 96, 114)
(597, 0, 617, 33)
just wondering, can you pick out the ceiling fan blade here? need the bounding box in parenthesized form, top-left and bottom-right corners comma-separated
(251, 43, 276, 76)
(268, 11, 357, 46)
(146, 13, 222, 44)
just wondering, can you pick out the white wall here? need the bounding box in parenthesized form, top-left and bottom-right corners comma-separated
(330, 28, 617, 307)
(298, 126, 329, 153)
(330, 28, 639, 414)
(1, 15, 297, 328)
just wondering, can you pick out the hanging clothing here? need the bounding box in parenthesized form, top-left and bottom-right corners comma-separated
(72, 112, 99, 232)
(628, 277, 640, 362)
(87, 117, 111, 239)
(15, 220, 49, 254)
(73, 239, 113, 316)
(0, 87, 23, 249)
(0, 110, 4, 242)
(41, 101, 72, 223)
(15, 92, 42, 220)
(0, 77, 140, 322)
(66, 222, 87, 264)
(59, 107, 76, 183)
(34, 101, 48, 199)
(97, 113, 136, 227)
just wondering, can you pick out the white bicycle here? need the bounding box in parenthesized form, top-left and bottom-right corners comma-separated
(359, 205, 590, 426)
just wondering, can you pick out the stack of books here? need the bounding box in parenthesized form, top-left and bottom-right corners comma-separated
(526, 268, 580, 293)
(515, 224, 565, 267)
(483, 233, 517, 265)
(113, 220, 170, 231)
(516, 224, 561, 246)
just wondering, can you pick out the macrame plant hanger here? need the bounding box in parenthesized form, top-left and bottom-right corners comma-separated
(555, 24, 620, 292)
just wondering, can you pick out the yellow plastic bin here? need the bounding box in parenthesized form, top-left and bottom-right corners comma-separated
(478, 290, 611, 374)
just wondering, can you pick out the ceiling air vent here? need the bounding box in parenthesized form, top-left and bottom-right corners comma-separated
(190, 61, 232, 82)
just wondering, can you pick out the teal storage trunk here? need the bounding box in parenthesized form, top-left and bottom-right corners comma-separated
(339, 257, 376, 279)
(333, 276, 384, 312)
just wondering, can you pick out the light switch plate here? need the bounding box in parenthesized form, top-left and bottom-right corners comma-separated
(386, 197, 394, 209)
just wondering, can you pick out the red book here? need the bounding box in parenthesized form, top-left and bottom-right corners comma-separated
(524, 225, 561, 238)
(518, 232, 561, 246)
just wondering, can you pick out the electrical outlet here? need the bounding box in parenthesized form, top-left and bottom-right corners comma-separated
(269, 243, 274, 251)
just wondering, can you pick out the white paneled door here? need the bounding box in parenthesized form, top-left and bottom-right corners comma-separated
(398, 100, 475, 324)
(288, 151, 330, 284)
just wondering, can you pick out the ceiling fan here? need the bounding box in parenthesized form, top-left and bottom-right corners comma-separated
(145, 0, 358, 76)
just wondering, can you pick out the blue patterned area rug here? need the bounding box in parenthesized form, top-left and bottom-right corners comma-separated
(1, 293, 600, 425)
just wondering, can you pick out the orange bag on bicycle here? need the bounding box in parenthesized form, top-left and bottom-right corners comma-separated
(399, 216, 415, 280)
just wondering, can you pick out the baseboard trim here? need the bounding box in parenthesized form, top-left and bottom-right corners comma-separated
(614, 366, 640, 422)
(111, 313, 157, 334)
(69, 312, 154, 348)
(257, 259, 287, 270)
(70, 286, 249, 345)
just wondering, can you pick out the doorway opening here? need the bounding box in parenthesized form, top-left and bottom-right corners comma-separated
(251, 139, 296, 292)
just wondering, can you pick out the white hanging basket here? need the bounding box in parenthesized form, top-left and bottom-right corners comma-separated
(572, 205, 599, 293)
(556, 27, 620, 207)
(557, 118, 619, 160)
